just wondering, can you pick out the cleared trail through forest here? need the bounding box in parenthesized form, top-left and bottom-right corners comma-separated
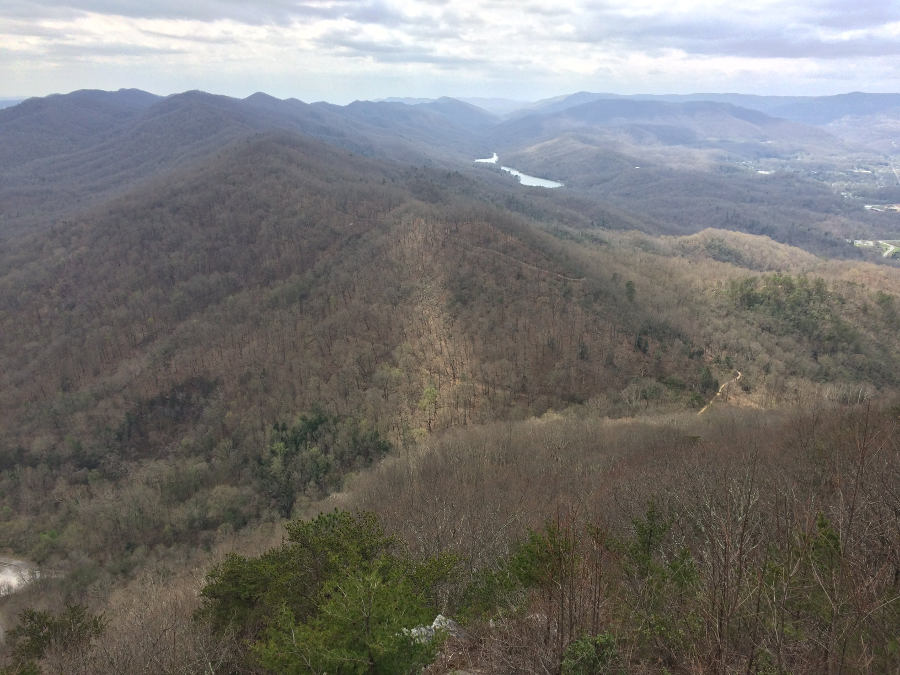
(452, 241, 587, 282)
(698, 371, 742, 416)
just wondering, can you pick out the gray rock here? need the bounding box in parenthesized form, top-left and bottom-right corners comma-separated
(405, 614, 465, 643)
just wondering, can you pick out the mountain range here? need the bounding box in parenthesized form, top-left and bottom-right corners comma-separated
(380, 89, 900, 126)
(2, 85, 900, 674)
(4, 88, 899, 248)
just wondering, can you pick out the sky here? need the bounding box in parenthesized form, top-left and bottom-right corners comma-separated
(2, 0, 900, 103)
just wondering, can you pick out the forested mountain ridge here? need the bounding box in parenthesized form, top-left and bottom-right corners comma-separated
(0, 89, 488, 240)
(3, 88, 900, 675)
(0, 89, 161, 168)
(491, 98, 847, 150)
(4, 88, 898, 262)
(510, 90, 900, 125)
(0, 131, 659, 563)
(3, 127, 900, 573)
(0, 130, 695, 468)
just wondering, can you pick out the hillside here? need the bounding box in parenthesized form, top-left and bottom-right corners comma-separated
(3, 90, 900, 675)
(492, 99, 849, 155)
(0, 131, 678, 567)
(0, 89, 161, 168)
(4, 127, 900, 574)
(0, 91, 489, 240)
(6, 89, 899, 264)
(482, 99, 900, 256)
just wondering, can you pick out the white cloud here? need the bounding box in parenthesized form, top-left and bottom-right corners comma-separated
(1, 0, 899, 101)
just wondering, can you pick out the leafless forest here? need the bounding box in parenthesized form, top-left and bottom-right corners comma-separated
(1, 89, 900, 674)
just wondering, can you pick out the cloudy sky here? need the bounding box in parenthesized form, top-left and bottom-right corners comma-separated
(2, 0, 900, 103)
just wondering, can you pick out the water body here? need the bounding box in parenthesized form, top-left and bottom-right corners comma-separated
(0, 558, 37, 642)
(474, 153, 563, 188)
(0, 557, 35, 597)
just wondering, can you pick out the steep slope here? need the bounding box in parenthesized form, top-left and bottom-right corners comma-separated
(0, 91, 273, 238)
(0, 129, 716, 569)
(0, 131, 693, 454)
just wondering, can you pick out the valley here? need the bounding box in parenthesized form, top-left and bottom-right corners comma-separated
(1, 88, 900, 675)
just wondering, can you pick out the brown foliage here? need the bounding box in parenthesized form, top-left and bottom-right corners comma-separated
(351, 402, 900, 674)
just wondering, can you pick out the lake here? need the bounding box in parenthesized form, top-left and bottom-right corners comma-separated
(474, 153, 563, 188)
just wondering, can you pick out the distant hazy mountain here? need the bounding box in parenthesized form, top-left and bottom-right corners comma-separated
(491, 98, 844, 152)
(376, 97, 436, 105)
(415, 97, 499, 127)
(506, 91, 619, 118)
(0, 88, 161, 167)
(374, 96, 501, 123)
(376, 95, 527, 117)
(0, 89, 492, 238)
(0, 99, 24, 110)
(508, 91, 900, 126)
(763, 92, 900, 125)
(457, 97, 532, 116)
(2, 86, 893, 258)
(485, 97, 873, 257)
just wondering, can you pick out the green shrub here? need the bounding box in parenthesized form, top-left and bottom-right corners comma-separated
(2, 604, 105, 674)
(199, 510, 455, 673)
(562, 633, 619, 675)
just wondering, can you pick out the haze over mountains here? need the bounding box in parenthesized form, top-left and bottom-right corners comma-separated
(384, 89, 900, 126)
(4, 87, 899, 253)
(3, 85, 900, 674)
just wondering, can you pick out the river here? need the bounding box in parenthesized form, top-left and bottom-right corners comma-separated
(474, 153, 563, 188)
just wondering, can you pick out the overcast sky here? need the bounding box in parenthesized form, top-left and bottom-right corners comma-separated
(2, 0, 899, 103)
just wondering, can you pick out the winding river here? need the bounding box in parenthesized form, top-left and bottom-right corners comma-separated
(475, 153, 563, 188)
